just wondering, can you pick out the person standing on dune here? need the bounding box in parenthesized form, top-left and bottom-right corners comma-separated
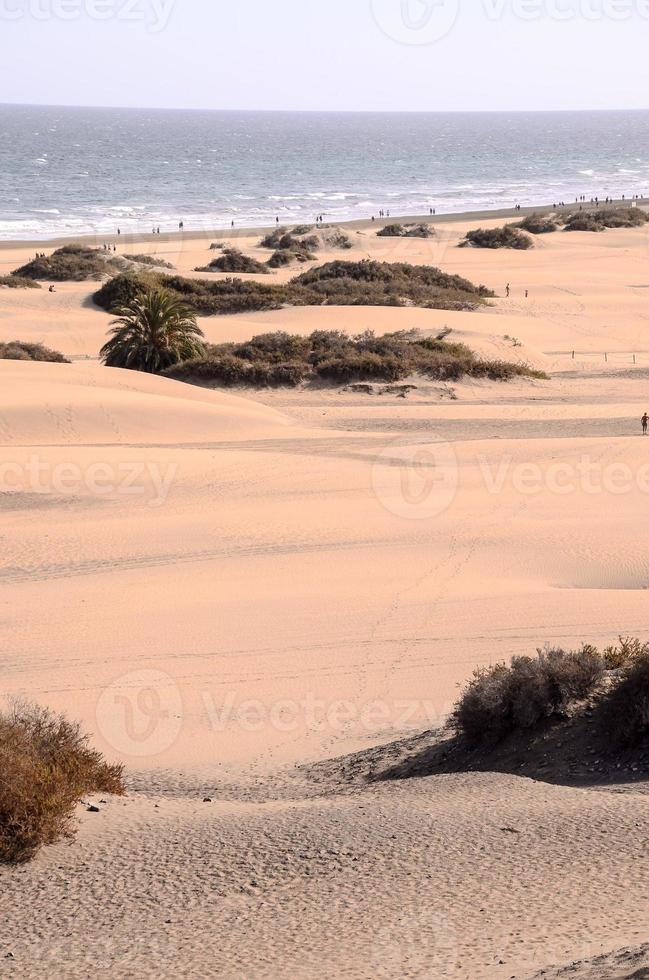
(642, 413, 648, 435)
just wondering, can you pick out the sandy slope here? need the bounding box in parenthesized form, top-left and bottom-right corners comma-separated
(2, 214, 649, 977)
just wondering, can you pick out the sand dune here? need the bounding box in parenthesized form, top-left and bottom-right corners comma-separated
(2, 213, 649, 977)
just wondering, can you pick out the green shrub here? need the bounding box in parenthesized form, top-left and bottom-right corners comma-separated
(292, 260, 494, 311)
(0, 701, 124, 864)
(0, 341, 70, 363)
(94, 260, 494, 317)
(603, 636, 649, 670)
(164, 354, 308, 388)
(232, 331, 312, 363)
(563, 214, 606, 232)
(0, 275, 41, 289)
(563, 208, 648, 232)
(266, 250, 295, 268)
(162, 327, 545, 389)
(515, 214, 558, 234)
(598, 649, 649, 745)
(321, 228, 353, 249)
(195, 248, 269, 274)
(377, 223, 435, 239)
(460, 226, 533, 250)
(123, 254, 174, 269)
(450, 646, 605, 744)
(13, 245, 120, 281)
(316, 352, 403, 382)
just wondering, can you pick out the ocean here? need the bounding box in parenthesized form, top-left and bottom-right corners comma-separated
(2, 104, 649, 241)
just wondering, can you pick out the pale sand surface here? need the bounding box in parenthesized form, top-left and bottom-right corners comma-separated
(2, 212, 649, 977)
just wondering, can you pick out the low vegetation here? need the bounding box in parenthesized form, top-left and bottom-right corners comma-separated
(451, 636, 649, 751)
(259, 227, 320, 265)
(94, 260, 494, 317)
(13, 245, 121, 282)
(598, 640, 649, 745)
(290, 260, 494, 310)
(515, 214, 558, 234)
(0, 700, 124, 864)
(195, 248, 269, 274)
(451, 646, 604, 744)
(163, 327, 546, 388)
(320, 227, 353, 250)
(0, 341, 70, 363)
(563, 207, 649, 232)
(377, 223, 435, 239)
(123, 254, 174, 269)
(459, 226, 534, 250)
(0, 275, 41, 289)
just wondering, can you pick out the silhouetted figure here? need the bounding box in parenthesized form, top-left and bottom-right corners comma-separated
(642, 413, 648, 435)
(506, 283, 510, 298)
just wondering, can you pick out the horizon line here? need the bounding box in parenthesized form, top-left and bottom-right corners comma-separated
(3, 101, 649, 115)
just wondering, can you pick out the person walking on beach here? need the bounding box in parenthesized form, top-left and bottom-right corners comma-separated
(506, 283, 510, 298)
(642, 413, 648, 435)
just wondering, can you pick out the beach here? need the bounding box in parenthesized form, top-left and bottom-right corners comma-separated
(2, 206, 649, 977)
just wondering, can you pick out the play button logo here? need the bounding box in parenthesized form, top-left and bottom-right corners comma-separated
(371, 0, 460, 45)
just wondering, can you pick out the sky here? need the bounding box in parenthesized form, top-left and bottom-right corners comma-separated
(1, 0, 649, 112)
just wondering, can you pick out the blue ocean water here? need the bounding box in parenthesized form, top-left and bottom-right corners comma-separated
(2, 104, 649, 240)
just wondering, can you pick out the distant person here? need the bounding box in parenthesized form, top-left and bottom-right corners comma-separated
(525, 289, 529, 299)
(48, 284, 55, 292)
(642, 413, 648, 435)
(506, 283, 510, 298)
(117, 227, 121, 236)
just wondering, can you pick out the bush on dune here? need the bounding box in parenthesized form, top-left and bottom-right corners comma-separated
(13, 245, 120, 282)
(598, 645, 649, 745)
(195, 248, 269, 274)
(450, 646, 605, 745)
(94, 271, 293, 316)
(0, 275, 41, 289)
(0, 341, 70, 363)
(0, 701, 124, 864)
(259, 228, 319, 266)
(450, 634, 649, 758)
(321, 227, 353, 250)
(377, 223, 435, 239)
(266, 249, 295, 269)
(162, 327, 546, 388)
(94, 260, 494, 317)
(460, 226, 534, 250)
(563, 207, 648, 232)
(292, 260, 494, 311)
(164, 354, 309, 388)
(515, 214, 558, 234)
(123, 254, 174, 269)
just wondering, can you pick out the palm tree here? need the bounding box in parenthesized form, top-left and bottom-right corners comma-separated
(100, 288, 205, 373)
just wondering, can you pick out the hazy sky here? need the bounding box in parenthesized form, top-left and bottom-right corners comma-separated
(2, 0, 649, 112)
